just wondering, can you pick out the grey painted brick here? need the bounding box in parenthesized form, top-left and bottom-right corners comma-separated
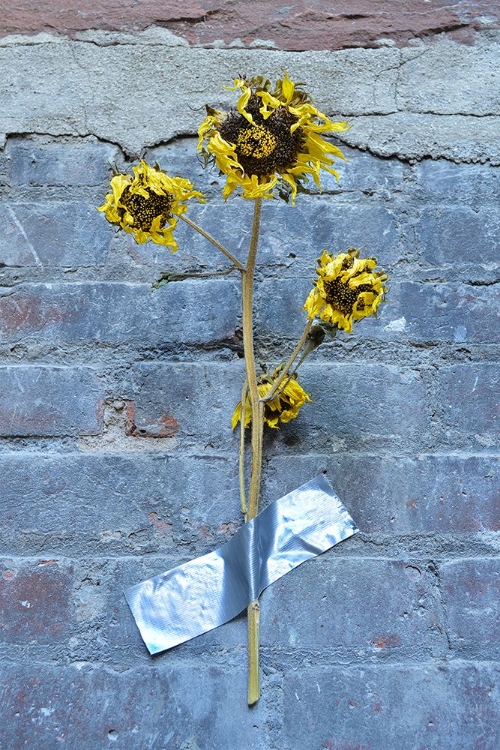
(0, 454, 241, 557)
(265, 454, 500, 534)
(393, 281, 500, 344)
(128, 361, 245, 449)
(438, 363, 500, 445)
(176, 198, 402, 272)
(0, 663, 264, 750)
(416, 160, 500, 204)
(6, 138, 119, 186)
(398, 41, 500, 116)
(290, 363, 430, 452)
(441, 559, 500, 656)
(0, 202, 111, 267)
(316, 145, 407, 195)
(128, 362, 430, 452)
(0, 280, 240, 345)
(261, 558, 443, 655)
(260, 279, 500, 344)
(0, 559, 74, 645)
(416, 205, 500, 265)
(258, 197, 402, 268)
(0, 366, 102, 436)
(283, 663, 500, 750)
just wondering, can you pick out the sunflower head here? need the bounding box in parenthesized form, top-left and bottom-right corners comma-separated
(232, 370, 312, 430)
(304, 248, 389, 333)
(98, 160, 205, 251)
(198, 72, 350, 204)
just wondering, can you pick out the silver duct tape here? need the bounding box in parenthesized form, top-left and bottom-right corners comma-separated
(125, 474, 358, 655)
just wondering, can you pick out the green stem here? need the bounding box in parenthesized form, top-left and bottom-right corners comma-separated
(179, 214, 246, 271)
(240, 198, 264, 705)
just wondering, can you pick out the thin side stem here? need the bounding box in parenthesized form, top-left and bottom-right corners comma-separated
(179, 214, 246, 271)
(262, 318, 313, 402)
(240, 198, 264, 706)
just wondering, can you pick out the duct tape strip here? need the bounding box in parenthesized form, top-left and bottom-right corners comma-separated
(125, 474, 358, 655)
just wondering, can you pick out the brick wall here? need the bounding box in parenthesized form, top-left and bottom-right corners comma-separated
(0, 3, 499, 749)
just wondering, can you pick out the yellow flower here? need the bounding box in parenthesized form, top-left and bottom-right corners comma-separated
(232, 373, 312, 430)
(304, 248, 389, 333)
(198, 73, 350, 203)
(98, 160, 204, 251)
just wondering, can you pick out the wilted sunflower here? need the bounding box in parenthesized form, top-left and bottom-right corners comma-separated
(198, 73, 350, 203)
(232, 372, 312, 430)
(304, 248, 389, 333)
(98, 160, 204, 251)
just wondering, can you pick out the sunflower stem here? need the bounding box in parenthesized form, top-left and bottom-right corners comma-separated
(179, 214, 246, 271)
(239, 380, 248, 518)
(241, 198, 264, 706)
(262, 318, 313, 402)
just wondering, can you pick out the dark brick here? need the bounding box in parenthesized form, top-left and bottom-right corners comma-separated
(0, 663, 263, 750)
(0, 560, 73, 644)
(265, 454, 500, 534)
(6, 138, 119, 186)
(320, 146, 406, 195)
(283, 663, 500, 750)
(438, 363, 499, 445)
(147, 140, 225, 198)
(0, 366, 102, 436)
(417, 205, 500, 265)
(0, 202, 110, 267)
(441, 559, 500, 656)
(0, 280, 240, 345)
(0, 454, 241, 557)
(261, 558, 443, 655)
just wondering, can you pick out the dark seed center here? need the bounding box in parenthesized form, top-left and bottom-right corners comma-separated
(219, 95, 305, 177)
(120, 187, 173, 231)
(323, 278, 373, 315)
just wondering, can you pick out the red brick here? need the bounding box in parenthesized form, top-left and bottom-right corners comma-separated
(0, 1, 497, 49)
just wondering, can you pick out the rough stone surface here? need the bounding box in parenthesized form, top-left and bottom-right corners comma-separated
(0, 7, 499, 749)
(0, 1, 499, 50)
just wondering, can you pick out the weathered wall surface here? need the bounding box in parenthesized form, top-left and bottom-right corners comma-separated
(0, 2, 499, 749)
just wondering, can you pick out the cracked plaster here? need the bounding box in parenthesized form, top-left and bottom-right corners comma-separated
(0, 30, 499, 161)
